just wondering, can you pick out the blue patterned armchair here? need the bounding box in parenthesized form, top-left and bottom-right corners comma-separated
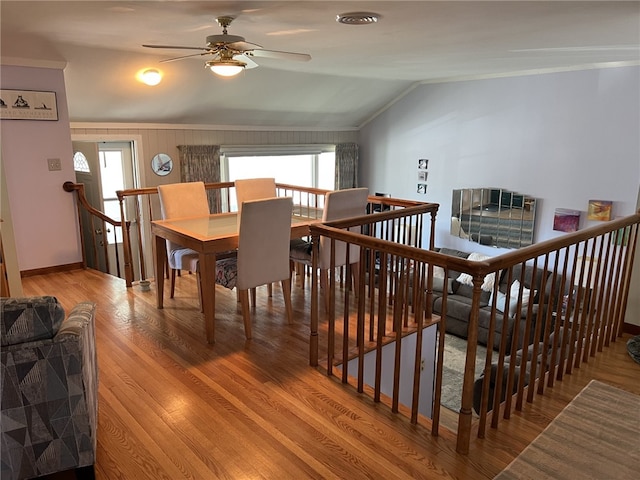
(1, 296, 98, 479)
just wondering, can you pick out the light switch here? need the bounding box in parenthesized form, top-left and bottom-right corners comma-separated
(47, 158, 61, 171)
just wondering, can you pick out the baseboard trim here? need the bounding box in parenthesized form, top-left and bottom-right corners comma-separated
(21, 262, 85, 278)
(622, 322, 640, 336)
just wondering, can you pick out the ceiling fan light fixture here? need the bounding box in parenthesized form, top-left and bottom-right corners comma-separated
(140, 68, 162, 86)
(206, 59, 246, 77)
(336, 12, 380, 25)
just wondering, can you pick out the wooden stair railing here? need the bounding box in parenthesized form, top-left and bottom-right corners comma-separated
(112, 182, 432, 288)
(68, 178, 444, 288)
(310, 208, 640, 455)
(64, 181, 130, 278)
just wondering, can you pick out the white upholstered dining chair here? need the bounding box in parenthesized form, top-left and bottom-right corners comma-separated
(234, 177, 278, 299)
(215, 196, 294, 339)
(290, 187, 370, 308)
(157, 181, 211, 304)
(234, 177, 277, 217)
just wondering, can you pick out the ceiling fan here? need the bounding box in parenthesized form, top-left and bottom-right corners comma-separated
(143, 16, 311, 77)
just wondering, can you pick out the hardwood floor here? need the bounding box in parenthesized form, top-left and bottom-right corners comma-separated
(22, 268, 640, 480)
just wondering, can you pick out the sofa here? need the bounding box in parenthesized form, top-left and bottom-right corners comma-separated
(1, 296, 98, 480)
(429, 248, 561, 352)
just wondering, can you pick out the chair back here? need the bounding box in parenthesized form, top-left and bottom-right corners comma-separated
(234, 178, 277, 221)
(158, 181, 210, 255)
(319, 187, 369, 269)
(237, 196, 293, 290)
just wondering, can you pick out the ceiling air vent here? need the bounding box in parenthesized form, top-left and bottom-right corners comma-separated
(336, 12, 380, 25)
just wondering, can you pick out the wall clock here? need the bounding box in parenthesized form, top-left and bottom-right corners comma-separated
(151, 153, 173, 176)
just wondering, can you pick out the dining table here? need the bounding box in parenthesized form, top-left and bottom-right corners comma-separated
(151, 209, 321, 344)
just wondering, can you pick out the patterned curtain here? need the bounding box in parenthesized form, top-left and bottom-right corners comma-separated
(335, 143, 359, 190)
(177, 145, 222, 212)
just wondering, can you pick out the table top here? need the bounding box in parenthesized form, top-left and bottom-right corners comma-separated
(151, 211, 319, 253)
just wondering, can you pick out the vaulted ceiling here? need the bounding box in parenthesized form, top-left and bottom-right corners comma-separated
(2, 1, 639, 128)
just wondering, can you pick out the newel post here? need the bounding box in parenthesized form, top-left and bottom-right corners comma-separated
(117, 191, 134, 287)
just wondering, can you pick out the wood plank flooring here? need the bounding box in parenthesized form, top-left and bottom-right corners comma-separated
(21, 268, 640, 480)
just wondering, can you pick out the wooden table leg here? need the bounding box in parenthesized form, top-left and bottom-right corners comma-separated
(154, 234, 166, 309)
(200, 252, 217, 344)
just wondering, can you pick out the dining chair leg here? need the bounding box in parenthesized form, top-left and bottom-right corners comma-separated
(170, 269, 177, 299)
(250, 288, 257, 308)
(298, 263, 306, 289)
(289, 260, 295, 290)
(267, 283, 273, 297)
(239, 289, 252, 339)
(351, 262, 360, 296)
(196, 272, 203, 312)
(281, 279, 293, 324)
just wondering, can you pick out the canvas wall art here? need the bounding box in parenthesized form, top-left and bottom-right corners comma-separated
(553, 208, 581, 232)
(587, 200, 612, 221)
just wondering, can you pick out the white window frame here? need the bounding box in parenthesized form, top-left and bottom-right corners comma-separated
(220, 144, 335, 188)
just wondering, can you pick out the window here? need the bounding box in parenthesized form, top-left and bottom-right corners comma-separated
(73, 151, 91, 173)
(222, 147, 335, 211)
(222, 148, 335, 188)
(98, 149, 126, 243)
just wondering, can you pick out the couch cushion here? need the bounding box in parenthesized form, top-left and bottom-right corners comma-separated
(490, 279, 533, 318)
(433, 266, 454, 293)
(437, 248, 470, 279)
(452, 284, 491, 305)
(455, 252, 497, 291)
(501, 263, 552, 304)
(434, 294, 477, 321)
(1, 296, 65, 346)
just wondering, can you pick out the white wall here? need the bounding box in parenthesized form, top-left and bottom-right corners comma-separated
(1, 65, 82, 271)
(359, 66, 640, 255)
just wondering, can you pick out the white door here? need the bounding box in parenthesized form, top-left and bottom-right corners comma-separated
(72, 141, 140, 280)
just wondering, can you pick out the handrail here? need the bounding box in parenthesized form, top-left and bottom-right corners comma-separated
(63, 181, 130, 278)
(64, 181, 126, 227)
(112, 182, 436, 287)
(309, 207, 639, 454)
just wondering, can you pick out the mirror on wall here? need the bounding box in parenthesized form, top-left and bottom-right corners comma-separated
(451, 188, 537, 249)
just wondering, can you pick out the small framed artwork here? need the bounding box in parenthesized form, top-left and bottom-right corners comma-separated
(417, 184, 427, 195)
(587, 200, 612, 221)
(553, 208, 581, 232)
(418, 159, 428, 170)
(0, 89, 58, 121)
(418, 170, 428, 181)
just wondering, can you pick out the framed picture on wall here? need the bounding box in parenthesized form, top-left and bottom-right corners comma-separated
(0, 89, 58, 121)
(587, 200, 612, 221)
(553, 208, 581, 232)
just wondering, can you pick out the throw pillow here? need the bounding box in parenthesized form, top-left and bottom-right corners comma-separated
(456, 252, 497, 291)
(489, 280, 532, 318)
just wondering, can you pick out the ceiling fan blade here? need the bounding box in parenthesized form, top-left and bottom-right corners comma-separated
(247, 49, 311, 62)
(234, 53, 258, 69)
(159, 51, 216, 63)
(143, 44, 208, 51)
(226, 40, 263, 52)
